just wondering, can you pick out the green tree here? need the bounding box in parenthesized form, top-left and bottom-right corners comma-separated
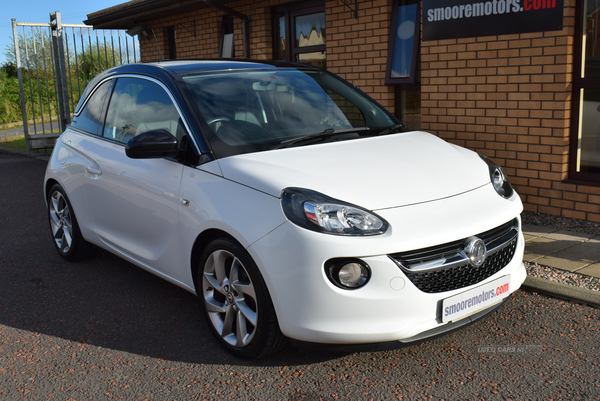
(0, 63, 21, 124)
(76, 42, 124, 82)
(2, 28, 134, 125)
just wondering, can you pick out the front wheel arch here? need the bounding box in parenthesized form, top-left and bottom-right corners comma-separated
(193, 234, 288, 359)
(191, 229, 239, 295)
(44, 179, 60, 205)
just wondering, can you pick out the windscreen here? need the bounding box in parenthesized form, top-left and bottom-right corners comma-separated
(183, 69, 396, 157)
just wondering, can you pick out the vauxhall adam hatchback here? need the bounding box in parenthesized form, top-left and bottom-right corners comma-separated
(44, 60, 526, 359)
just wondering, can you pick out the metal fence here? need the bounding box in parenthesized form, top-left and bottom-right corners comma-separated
(11, 11, 139, 152)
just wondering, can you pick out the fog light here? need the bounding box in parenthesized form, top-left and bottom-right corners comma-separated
(325, 259, 371, 289)
(338, 263, 368, 287)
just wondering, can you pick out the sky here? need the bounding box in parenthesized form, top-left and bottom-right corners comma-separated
(1, 0, 125, 65)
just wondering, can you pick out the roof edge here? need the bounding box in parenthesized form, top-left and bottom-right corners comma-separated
(85, 0, 205, 29)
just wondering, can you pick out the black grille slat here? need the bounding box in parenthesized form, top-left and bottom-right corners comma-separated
(389, 219, 519, 294)
(398, 240, 463, 265)
(402, 240, 517, 293)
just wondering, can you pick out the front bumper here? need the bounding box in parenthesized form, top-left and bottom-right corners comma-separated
(247, 184, 526, 345)
(290, 298, 509, 352)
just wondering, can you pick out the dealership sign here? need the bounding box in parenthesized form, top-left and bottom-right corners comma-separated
(422, 0, 564, 41)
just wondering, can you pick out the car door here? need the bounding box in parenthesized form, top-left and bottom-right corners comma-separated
(83, 76, 187, 282)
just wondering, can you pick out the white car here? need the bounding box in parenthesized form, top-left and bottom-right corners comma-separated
(44, 60, 526, 359)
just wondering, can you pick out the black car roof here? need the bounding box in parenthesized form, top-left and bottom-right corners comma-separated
(80, 59, 318, 107)
(102, 59, 315, 77)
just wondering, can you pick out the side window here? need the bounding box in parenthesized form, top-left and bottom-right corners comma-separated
(103, 78, 181, 144)
(71, 80, 112, 135)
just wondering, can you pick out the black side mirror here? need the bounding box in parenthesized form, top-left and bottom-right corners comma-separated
(125, 129, 180, 159)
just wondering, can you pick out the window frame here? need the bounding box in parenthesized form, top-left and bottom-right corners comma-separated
(272, 1, 326, 66)
(570, 0, 600, 184)
(219, 16, 235, 58)
(385, 0, 420, 85)
(168, 26, 177, 60)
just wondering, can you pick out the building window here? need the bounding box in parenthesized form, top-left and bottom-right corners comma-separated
(387, 0, 421, 131)
(386, 0, 419, 84)
(273, 2, 326, 69)
(573, 0, 600, 181)
(220, 16, 235, 58)
(168, 26, 177, 60)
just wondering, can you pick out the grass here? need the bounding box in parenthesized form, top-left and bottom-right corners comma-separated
(0, 136, 27, 152)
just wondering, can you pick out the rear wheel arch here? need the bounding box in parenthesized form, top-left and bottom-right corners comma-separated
(47, 182, 94, 261)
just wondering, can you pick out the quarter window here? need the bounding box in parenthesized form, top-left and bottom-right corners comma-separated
(71, 80, 113, 135)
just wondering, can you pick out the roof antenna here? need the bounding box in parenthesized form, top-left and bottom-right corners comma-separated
(151, 28, 165, 61)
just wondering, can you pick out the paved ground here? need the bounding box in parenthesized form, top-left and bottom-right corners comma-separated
(1, 152, 599, 399)
(524, 225, 600, 277)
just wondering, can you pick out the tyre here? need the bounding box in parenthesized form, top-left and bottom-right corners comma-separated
(47, 184, 94, 261)
(198, 237, 288, 359)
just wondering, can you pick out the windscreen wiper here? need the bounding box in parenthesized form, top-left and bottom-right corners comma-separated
(271, 127, 370, 150)
(376, 123, 407, 137)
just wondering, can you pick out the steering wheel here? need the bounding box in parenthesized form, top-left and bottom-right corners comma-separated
(207, 117, 231, 132)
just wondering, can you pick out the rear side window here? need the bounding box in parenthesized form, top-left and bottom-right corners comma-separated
(71, 80, 113, 135)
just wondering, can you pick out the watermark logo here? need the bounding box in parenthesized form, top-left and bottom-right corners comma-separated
(423, 0, 564, 41)
(477, 345, 543, 354)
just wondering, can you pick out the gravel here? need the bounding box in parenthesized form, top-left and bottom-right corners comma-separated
(522, 210, 600, 237)
(524, 261, 600, 292)
(521, 211, 600, 293)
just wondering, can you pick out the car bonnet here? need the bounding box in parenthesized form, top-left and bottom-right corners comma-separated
(215, 131, 493, 211)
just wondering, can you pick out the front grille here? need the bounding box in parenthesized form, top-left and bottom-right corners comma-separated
(388, 219, 519, 293)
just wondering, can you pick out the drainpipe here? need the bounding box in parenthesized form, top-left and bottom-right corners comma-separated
(203, 0, 250, 58)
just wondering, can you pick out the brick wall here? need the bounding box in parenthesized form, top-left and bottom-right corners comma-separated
(138, 0, 278, 62)
(420, 0, 600, 222)
(325, 0, 395, 111)
(138, 0, 396, 112)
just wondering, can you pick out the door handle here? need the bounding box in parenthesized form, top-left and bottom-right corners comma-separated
(85, 166, 102, 178)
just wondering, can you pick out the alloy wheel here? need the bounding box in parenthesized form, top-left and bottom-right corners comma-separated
(202, 249, 258, 348)
(49, 190, 73, 254)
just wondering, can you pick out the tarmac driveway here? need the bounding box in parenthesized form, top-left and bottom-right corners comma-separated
(1, 152, 599, 400)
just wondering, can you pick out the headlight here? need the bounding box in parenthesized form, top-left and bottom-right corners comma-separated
(281, 187, 388, 236)
(479, 155, 514, 199)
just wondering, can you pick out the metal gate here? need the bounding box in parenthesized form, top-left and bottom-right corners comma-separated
(11, 11, 139, 152)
